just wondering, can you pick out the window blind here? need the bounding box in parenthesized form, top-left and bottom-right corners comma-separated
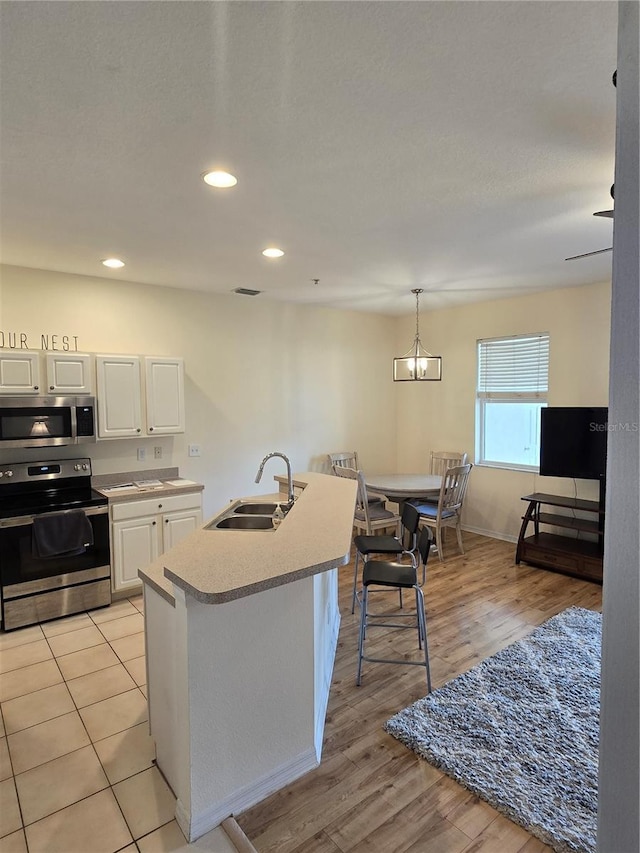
(477, 334, 549, 398)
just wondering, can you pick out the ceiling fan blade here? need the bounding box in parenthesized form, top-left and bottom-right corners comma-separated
(593, 209, 614, 218)
(565, 247, 613, 261)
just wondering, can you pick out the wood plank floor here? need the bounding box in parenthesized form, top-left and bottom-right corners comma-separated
(236, 532, 602, 853)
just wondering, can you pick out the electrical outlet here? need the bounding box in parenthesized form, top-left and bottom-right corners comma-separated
(137, 448, 146, 462)
(188, 444, 201, 457)
(154, 446, 162, 459)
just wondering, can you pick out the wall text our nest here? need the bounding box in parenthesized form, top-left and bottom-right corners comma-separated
(0, 333, 80, 351)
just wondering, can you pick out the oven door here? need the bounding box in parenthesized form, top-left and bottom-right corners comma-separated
(0, 507, 111, 630)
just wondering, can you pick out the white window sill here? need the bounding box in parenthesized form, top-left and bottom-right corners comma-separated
(476, 462, 540, 474)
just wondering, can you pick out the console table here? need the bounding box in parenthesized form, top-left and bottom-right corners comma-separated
(515, 493, 604, 583)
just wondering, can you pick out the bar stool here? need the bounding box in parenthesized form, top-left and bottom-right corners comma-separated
(351, 501, 421, 613)
(356, 527, 433, 690)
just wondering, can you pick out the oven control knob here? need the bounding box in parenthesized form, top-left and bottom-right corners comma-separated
(74, 464, 82, 471)
(4, 470, 13, 478)
(82, 464, 89, 470)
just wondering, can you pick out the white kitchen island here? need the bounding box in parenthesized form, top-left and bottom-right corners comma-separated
(138, 472, 357, 842)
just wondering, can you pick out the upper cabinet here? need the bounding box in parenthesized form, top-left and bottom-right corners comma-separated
(96, 354, 185, 439)
(1, 349, 185, 439)
(0, 351, 41, 394)
(96, 355, 144, 438)
(0, 351, 92, 395)
(45, 353, 92, 395)
(144, 357, 185, 435)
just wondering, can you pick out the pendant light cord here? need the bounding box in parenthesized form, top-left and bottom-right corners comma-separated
(412, 288, 424, 355)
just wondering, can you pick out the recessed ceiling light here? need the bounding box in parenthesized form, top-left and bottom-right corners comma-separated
(203, 170, 237, 188)
(262, 247, 285, 258)
(102, 258, 125, 269)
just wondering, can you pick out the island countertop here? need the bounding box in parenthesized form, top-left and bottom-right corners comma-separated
(138, 471, 357, 605)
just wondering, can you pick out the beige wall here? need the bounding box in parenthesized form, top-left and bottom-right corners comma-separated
(0, 265, 398, 519)
(394, 280, 611, 540)
(0, 265, 611, 538)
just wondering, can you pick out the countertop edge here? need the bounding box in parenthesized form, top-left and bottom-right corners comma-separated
(96, 482, 204, 502)
(164, 549, 351, 604)
(141, 574, 177, 607)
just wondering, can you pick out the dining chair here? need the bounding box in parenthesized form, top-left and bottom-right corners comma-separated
(328, 451, 386, 505)
(333, 466, 401, 538)
(415, 450, 468, 503)
(328, 450, 359, 471)
(354, 468, 401, 536)
(429, 450, 469, 477)
(356, 526, 434, 690)
(351, 501, 421, 614)
(411, 463, 472, 561)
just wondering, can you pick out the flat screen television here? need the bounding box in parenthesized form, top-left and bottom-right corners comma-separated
(539, 407, 608, 480)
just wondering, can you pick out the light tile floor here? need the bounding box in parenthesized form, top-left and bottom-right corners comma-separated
(0, 595, 237, 853)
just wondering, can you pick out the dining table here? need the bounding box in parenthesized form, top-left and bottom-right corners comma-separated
(364, 473, 442, 504)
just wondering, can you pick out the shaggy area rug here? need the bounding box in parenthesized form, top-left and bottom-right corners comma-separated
(384, 607, 601, 853)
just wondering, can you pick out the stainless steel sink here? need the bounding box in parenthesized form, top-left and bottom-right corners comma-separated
(234, 502, 280, 515)
(215, 516, 275, 530)
(205, 497, 292, 531)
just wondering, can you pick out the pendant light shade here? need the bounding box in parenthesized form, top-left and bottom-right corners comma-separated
(393, 289, 442, 381)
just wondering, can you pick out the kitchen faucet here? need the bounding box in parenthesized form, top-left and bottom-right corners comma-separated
(255, 452, 295, 506)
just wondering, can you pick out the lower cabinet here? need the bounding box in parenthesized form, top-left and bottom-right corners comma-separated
(111, 492, 202, 593)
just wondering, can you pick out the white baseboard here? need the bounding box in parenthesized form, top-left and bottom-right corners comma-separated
(462, 524, 518, 544)
(176, 747, 320, 842)
(174, 799, 191, 842)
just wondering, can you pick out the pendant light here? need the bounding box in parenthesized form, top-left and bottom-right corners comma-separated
(393, 289, 442, 381)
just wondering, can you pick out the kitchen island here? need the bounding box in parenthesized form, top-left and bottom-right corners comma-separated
(138, 471, 357, 842)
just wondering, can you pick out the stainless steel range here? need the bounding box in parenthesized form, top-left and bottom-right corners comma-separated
(0, 458, 111, 631)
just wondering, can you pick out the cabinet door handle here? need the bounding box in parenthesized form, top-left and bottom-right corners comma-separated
(149, 427, 154, 431)
(50, 385, 55, 390)
(158, 504, 163, 509)
(34, 386, 39, 390)
(136, 428, 141, 432)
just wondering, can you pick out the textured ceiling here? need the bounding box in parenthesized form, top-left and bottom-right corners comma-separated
(0, 1, 618, 315)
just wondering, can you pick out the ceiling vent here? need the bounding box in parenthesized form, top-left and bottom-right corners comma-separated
(233, 288, 262, 296)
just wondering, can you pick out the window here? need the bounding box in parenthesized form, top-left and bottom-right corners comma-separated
(476, 334, 549, 470)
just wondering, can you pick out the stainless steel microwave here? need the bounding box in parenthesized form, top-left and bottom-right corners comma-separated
(0, 396, 97, 448)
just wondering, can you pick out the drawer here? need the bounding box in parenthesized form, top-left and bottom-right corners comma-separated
(3, 579, 111, 631)
(112, 491, 201, 521)
(521, 544, 580, 572)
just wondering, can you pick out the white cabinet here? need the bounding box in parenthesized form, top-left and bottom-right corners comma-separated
(111, 491, 202, 593)
(163, 508, 199, 550)
(144, 357, 185, 435)
(0, 351, 93, 396)
(45, 353, 92, 394)
(112, 515, 161, 591)
(96, 355, 144, 438)
(96, 354, 185, 439)
(0, 351, 41, 394)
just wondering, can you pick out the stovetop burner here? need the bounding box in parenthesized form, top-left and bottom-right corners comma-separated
(0, 487, 107, 520)
(0, 458, 107, 521)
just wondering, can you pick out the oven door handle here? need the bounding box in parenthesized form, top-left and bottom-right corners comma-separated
(0, 504, 109, 528)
